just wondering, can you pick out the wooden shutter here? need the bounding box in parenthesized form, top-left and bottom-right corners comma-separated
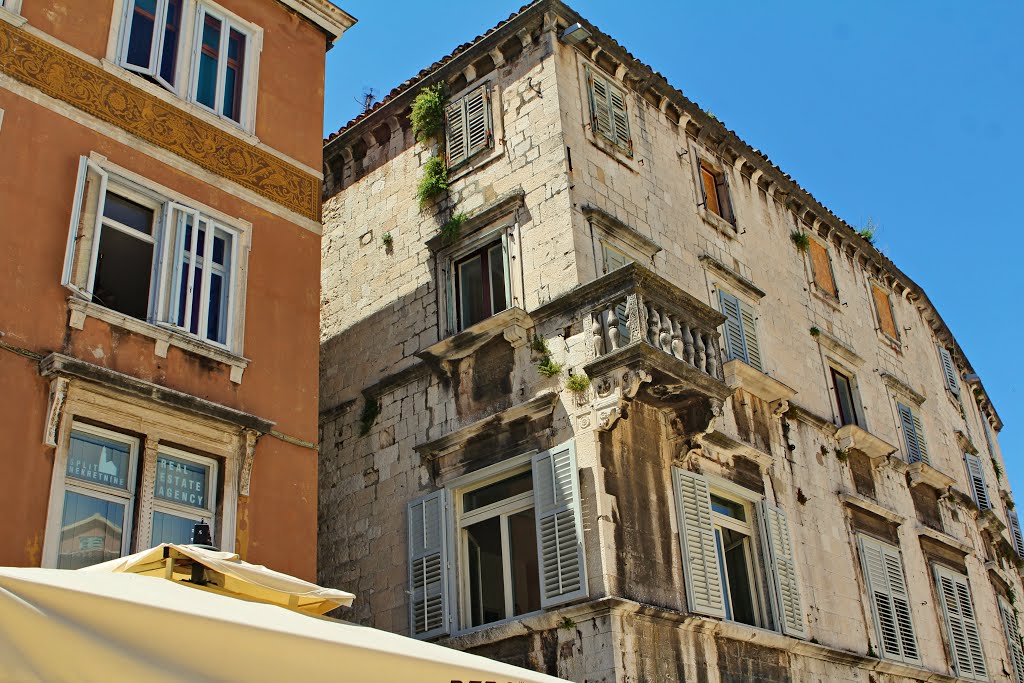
(999, 597, 1024, 683)
(808, 240, 838, 298)
(1009, 512, 1024, 559)
(858, 535, 920, 664)
(934, 565, 987, 680)
(587, 67, 613, 141)
(694, 148, 708, 209)
(897, 402, 928, 464)
(872, 284, 898, 339)
(532, 441, 588, 608)
(443, 265, 457, 335)
(739, 301, 763, 372)
(964, 454, 991, 511)
(445, 98, 467, 167)
(719, 290, 746, 365)
(759, 503, 806, 638)
(701, 165, 721, 217)
(464, 84, 491, 159)
(601, 242, 633, 273)
(62, 156, 108, 299)
(715, 169, 734, 224)
(672, 468, 726, 618)
(608, 81, 630, 152)
(407, 490, 449, 638)
(938, 347, 960, 396)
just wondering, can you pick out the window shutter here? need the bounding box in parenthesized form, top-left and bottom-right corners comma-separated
(62, 157, 108, 299)
(872, 284, 898, 339)
(718, 290, 746, 365)
(715, 169, 734, 224)
(532, 441, 588, 608)
(999, 597, 1024, 683)
(964, 454, 991, 511)
(934, 565, 987, 679)
(938, 347, 960, 396)
(858, 535, 920, 664)
(443, 265, 456, 335)
(407, 490, 449, 638)
(601, 243, 632, 273)
(897, 402, 926, 464)
(499, 229, 512, 310)
(911, 411, 929, 464)
(808, 240, 838, 298)
(672, 468, 726, 618)
(464, 84, 492, 159)
(608, 82, 630, 152)
(758, 502, 806, 638)
(739, 301, 762, 372)
(587, 68, 613, 141)
(445, 98, 467, 167)
(1009, 512, 1024, 559)
(693, 148, 708, 208)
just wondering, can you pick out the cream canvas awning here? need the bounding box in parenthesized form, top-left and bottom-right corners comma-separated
(0, 564, 571, 683)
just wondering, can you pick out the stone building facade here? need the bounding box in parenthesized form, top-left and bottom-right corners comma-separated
(0, 0, 352, 580)
(319, 1, 1024, 680)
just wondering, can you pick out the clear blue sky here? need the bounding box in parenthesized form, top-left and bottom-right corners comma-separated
(323, 1, 1024, 496)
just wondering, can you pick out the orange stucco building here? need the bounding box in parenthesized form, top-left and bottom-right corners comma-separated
(0, 0, 353, 581)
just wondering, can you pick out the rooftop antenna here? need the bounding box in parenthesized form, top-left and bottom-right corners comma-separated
(355, 87, 377, 114)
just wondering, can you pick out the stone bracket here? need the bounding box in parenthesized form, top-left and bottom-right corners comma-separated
(239, 428, 259, 496)
(42, 376, 70, 447)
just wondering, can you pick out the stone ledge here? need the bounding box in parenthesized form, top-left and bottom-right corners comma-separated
(416, 307, 532, 364)
(785, 401, 837, 435)
(880, 372, 926, 405)
(815, 329, 863, 368)
(699, 255, 765, 301)
(584, 204, 662, 260)
(702, 429, 773, 468)
(839, 492, 905, 525)
(425, 188, 525, 252)
(836, 424, 897, 463)
(907, 461, 955, 490)
(917, 525, 972, 556)
(723, 359, 795, 403)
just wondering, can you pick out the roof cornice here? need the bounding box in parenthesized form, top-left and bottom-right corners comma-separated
(278, 0, 356, 45)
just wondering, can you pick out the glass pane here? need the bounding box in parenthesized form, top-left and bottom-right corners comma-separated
(66, 430, 132, 491)
(715, 528, 732, 621)
(466, 516, 505, 626)
(152, 510, 200, 545)
(206, 229, 231, 343)
(223, 28, 246, 121)
(155, 453, 212, 511)
(833, 370, 858, 427)
(457, 254, 484, 330)
(103, 193, 154, 235)
(721, 528, 757, 626)
(94, 224, 154, 319)
(463, 470, 532, 513)
(508, 508, 540, 616)
(125, 0, 157, 69)
(196, 13, 221, 109)
(710, 495, 746, 522)
(158, 0, 181, 85)
(487, 243, 507, 316)
(57, 490, 125, 569)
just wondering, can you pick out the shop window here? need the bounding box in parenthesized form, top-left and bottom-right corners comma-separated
(151, 449, 218, 544)
(857, 534, 920, 665)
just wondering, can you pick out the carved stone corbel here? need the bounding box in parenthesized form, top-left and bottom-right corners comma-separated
(621, 366, 652, 399)
(43, 377, 70, 447)
(503, 323, 529, 349)
(239, 429, 260, 496)
(770, 399, 790, 418)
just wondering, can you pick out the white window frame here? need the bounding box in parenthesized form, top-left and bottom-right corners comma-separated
(117, 0, 184, 91)
(707, 483, 768, 629)
(438, 220, 516, 338)
(0, 0, 24, 15)
(150, 445, 219, 544)
(42, 422, 141, 568)
(63, 154, 250, 357)
(189, 2, 258, 129)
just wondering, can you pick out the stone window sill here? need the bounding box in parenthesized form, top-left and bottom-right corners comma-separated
(906, 461, 955, 490)
(811, 287, 843, 313)
(699, 207, 737, 238)
(416, 307, 533, 364)
(839, 492, 905, 525)
(836, 424, 897, 463)
(0, 4, 26, 26)
(67, 298, 249, 383)
(722, 359, 795, 404)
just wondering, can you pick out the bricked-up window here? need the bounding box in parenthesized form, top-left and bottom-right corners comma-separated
(831, 367, 859, 427)
(445, 84, 492, 168)
(932, 565, 988, 680)
(856, 534, 921, 665)
(672, 469, 807, 638)
(63, 156, 246, 351)
(118, 0, 258, 129)
(407, 442, 588, 638)
(586, 66, 631, 154)
(453, 240, 507, 331)
(809, 239, 838, 298)
(871, 283, 899, 340)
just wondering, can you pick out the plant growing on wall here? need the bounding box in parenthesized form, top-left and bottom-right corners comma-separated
(410, 83, 447, 142)
(439, 212, 466, 244)
(531, 335, 563, 378)
(565, 372, 590, 395)
(857, 217, 879, 244)
(359, 396, 381, 436)
(790, 231, 810, 252)
(417, 156, 449, 208)
(809, 326, 821, 337)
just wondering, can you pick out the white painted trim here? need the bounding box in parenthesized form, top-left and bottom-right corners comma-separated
(0, 73, 323, 232)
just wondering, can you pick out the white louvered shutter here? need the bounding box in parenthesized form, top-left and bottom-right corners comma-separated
(1009, 512, 1024, 558)
(939, 347, 960, 396)
(445, 98, 467, 167)
(587, 68, 613, 141)
(601, 243, 633, 273)
(719, 290, 746, 365)
(858, 535, 920, 664)
(759, 503, 806, 638)
(672, 468, 726, 618)
(532, 441, 588, 608)
(739, 301, 763, 371)
(897, 402, 927, 464)
(407, 490, 449, 638)
(1000, 597, 1024, 683)
(934, 565, 987, 680)
(964, 454, 991, 511)
(464, 84, 491, 159)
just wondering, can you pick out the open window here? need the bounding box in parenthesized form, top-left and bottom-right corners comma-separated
(830, 366, 861, 428)
(693, 150, 735, 227)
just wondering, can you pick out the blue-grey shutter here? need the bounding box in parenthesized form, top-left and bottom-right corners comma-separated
(964, 454, 991, 511)
(464, 84, 491, 159)
(407, 490, 449, 638)
(999, 597, 1024, 683)
(897, 402, 926, 464)
(672, 468, 726, 618)
(739, 301, 762, 371)
(759, 502, 806, 638)
(719, 290, 746, 365)
(939, 347, 960, 396)
(934, 565, 987, 680)
(1009, 512, 1024, 559)
(858, 534, 920, 664)
(532, 441, 588, 608)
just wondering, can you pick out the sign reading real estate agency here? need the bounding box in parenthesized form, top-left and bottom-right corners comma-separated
(156, 455, 209, 510)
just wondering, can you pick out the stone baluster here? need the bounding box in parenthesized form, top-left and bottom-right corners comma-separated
(682, 323, 695, 366)
(704, 331, 718, 378)
(670, 317, 683, 359)
(659, 310, 672, 352)
(695, 332, 706, 374)
(647, 303, 660, 346)
(592, 313, 604, 357)
(607, 305, 620, 351)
